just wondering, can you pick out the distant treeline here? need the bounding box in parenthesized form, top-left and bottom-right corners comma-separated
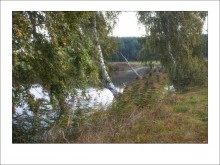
(109, 37, 142, 61)
(109, 34, 208, 62)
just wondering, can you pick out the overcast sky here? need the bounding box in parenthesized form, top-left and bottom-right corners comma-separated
(112, 12, 208, 37)
(112, 12, 145, 37)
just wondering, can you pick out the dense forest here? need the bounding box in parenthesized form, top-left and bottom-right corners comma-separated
(12, 11, 208, 143)
(109, 37, 143, 61)
(109, 34, 207, 63)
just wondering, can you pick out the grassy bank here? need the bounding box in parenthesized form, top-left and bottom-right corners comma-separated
(14, 66, 207, 143)
(75, 68, 208, 143)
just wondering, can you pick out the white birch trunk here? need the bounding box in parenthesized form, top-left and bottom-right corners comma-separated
(93, 14, 119, 96)
(167, 18, 176, 65)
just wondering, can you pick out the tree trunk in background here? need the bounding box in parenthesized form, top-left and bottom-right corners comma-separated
(93, 14, 119, 97)
(166, 17, 176, 65)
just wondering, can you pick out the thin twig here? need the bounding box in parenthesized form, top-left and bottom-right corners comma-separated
(119, 52, 142, 78)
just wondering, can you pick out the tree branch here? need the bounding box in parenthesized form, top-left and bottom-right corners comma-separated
(119, 52, 142, 78)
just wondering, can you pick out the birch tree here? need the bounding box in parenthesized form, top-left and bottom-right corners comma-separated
(92, 12, 119, 96)
(137, 11, 207, 89)
(13, 11, 120, 117)
(13, 11, 121, 142)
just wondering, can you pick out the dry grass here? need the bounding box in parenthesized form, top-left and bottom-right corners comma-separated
(13, 67, 207, 143)
(73, 68, 208, 143)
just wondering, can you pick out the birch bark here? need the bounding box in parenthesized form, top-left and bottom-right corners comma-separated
(167, 17, 176, 65)
(93, 14, 119, 96)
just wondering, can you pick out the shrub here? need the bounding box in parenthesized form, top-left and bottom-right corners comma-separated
(170, 57, 208, 90)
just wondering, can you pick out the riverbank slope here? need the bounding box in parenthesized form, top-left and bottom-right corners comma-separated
(76, 67, 208, 143)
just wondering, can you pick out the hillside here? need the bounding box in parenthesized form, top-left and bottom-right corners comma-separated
(75, 67, 208, 143)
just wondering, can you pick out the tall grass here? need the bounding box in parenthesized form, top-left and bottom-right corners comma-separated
(13, 68, 208, 143)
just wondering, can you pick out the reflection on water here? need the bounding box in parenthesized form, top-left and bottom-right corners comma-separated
(111, 67, 148, 87)
(70, 88, 115, 110)
(15, 67, 149, 114)
(73, 67, 148, 110)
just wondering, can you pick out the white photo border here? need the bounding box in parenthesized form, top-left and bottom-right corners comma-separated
(1, 1, 219, 164)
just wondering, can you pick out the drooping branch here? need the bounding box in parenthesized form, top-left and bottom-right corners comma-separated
(119, 52, 141, 78)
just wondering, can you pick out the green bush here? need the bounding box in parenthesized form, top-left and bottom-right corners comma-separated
(171, 57, 208, 90)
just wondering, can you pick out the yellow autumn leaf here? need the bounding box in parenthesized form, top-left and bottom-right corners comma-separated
(15, 28, 23, 38)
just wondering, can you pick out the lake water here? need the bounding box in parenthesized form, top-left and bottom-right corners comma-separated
(111, 67, 148, 87)
(15, 67, 176, 117)
(15, 67, 149, 114)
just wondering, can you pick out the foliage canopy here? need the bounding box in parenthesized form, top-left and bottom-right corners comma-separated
(12, 11, 119, 142)
(137, 11, 208, 89)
